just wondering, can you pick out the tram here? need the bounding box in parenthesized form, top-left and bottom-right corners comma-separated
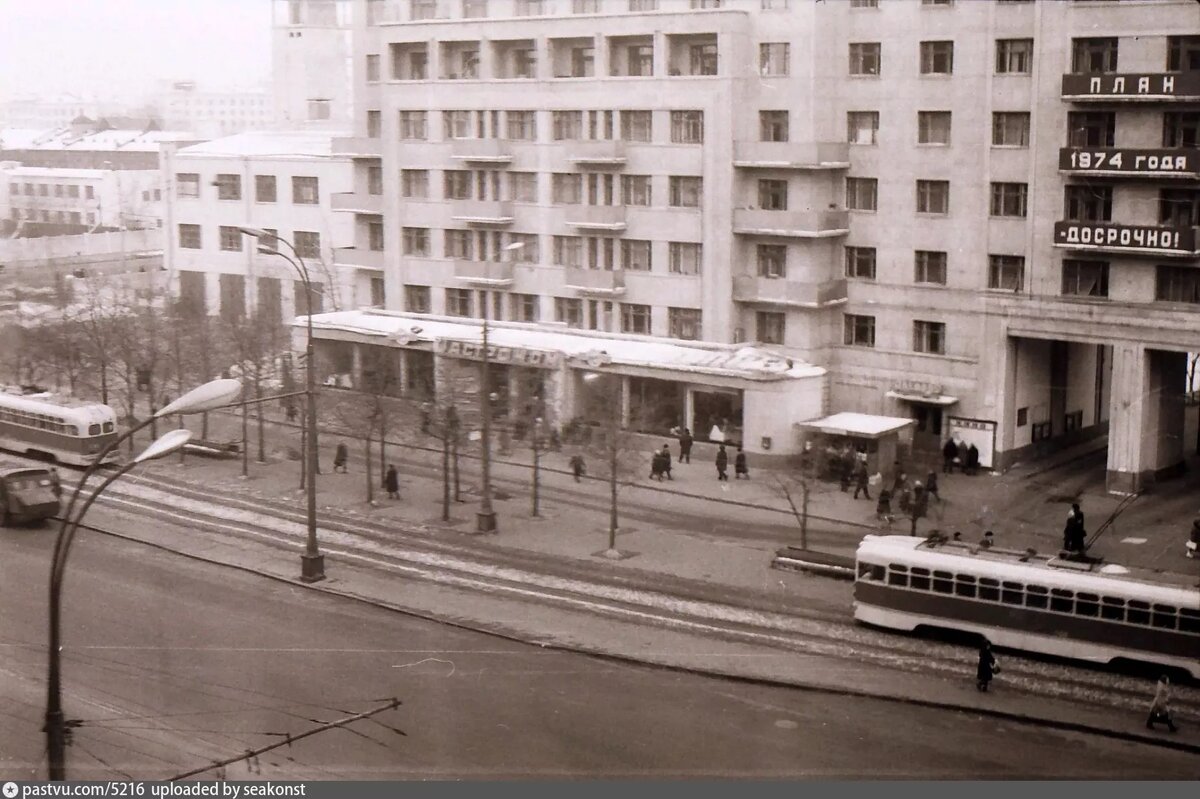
(854, 534, 1200, 679)
(0, 388, 119, 466)
(0, 461, 61, 526)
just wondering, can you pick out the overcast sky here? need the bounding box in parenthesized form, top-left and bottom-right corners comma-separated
(0, 0, 273, 101)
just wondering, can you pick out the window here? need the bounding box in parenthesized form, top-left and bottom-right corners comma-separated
(509, 172, 537, 203)
(1062, 259, 1109, 298)
(626, 44, 654, 77)
(446, 288, 473, 317)
(621, 111, 653, 143)
(916, 180, 949, 214)
(849, 0, 877, 6)
(917, 111, 951, 145)
(553, 111, 583, 140)
(669, 242, 702, 275)
(1072, 38, 1118, 74)
(260, 228, 280, 252)
(992, 112, 1030, 147)
(622, 239, 652, 271)
(367, 110, 382, 138)
(444, 170, 472, 200)
(1156, 265, 1200, 303)
(920, 41, 954, 75)
(670, 176, 703, 208)
(292, 176, 319, 205)
(691, 0, 722, 6)
(571, 46, 595, 77)
(366, 54, 381, 81)
(995, 39, 1033, 74)
(754, 179, 787, 211)
(913, 320, 945, 355)
(405, 285, 431, 313)
(556, 297, 583, 327)
(760, 110, 789, 143)
(292, 231, 321, 259)
(176, 173, 200, 198)
(1168, 36, 1200, 72)
(67, 185, 80, 198)
(669, 308, 702, 340)
(219, 226, 243, 252)
(585, 237, 615, 270)
(554, 235, 583, 267)
(552, 173, 582, 204)
(587, 110, 614, 141)
(845, 246, 876, 280)
(178, 223, 201, 249)
(760, 43, 789, 76)
(507, 232, 539, 262)
(847, 111, 878, 145)
(85, 186, 94, 199)
(988, 254, 1024, 291)
(621, 303, 651, 335)
(756, 311, 785, 344)
(671, 111, 704, 144)
(1064, 184, 1112, 222)
(398, 110, 428, 140)
(443, 110, 472, 139)
(254, 175, 277, 203)
(444, 229, 473, 259)
(690, 44, 718, 75)
(614, 175, 650, 208)
(846, 177, 878, 211)
(368, 221, 385, 251)
(1160, 188, 1200, 227)
(368, 277, 386, 308)
(506, 110, 536, 141)
(308, 99, 331, 121)
(914, 251, 947, 285)
(510, 293, 539, 322)
(1163, 112, 1200, 148)
(849, 43, 881, 76)
(844, 314, 875, 347)
(401, 169, 429, 198)
(463, 0, 488, 16)
(215, 174, 241, 200)
(990, 182, 1027, 218)
(219, 274, 246, 322)
(1068, 112, 1115, 148)
(757, 244, 787, 278)
(366, 165, 384, 196)
(922, 0, 953, 5)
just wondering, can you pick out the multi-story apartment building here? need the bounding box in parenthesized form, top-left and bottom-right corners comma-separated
(272, 0, 357, 130)
(156, 81, 274, 139)
(306, 0, 1197, 491)
(164, 131, 354, 325)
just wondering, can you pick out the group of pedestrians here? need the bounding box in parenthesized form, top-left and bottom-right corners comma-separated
(942, 438, 981, 475)
(331, 441, 401, 500)
(648, 430, 748, 483)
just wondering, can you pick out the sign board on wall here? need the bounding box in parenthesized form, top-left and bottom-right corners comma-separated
(947, 417, 997, 470)
(436, 339, 563, 368)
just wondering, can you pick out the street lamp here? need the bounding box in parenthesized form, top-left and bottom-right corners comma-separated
(239, 227, 324, 583)
(46, 378, 241, 780)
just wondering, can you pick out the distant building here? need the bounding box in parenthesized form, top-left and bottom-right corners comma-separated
(272, 0, 355, 130)
(155, 81, 273, 139)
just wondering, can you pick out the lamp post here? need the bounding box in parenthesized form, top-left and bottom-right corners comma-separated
(239, 227, 324, 583)
(46, 378, 241, 780)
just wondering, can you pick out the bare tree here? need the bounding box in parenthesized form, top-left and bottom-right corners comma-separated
(576, 374, 648, 555)
(765, 451, 834, 551)
(220, 308, 285, 471)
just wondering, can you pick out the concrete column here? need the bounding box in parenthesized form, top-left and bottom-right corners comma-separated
(618, 375, 630, 428)
(653, 31, 667, 78)
(479, 38, 495, 80)
(396, 347, 409, 397)
(1106, 345, 1187, 493)
(351, 342, 364, 388)
(594, 34, 608, 79)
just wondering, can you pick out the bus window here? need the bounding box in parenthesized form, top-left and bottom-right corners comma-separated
(1151, 605, 1177, 630)
(932, 570, 954, 594)
(1100, 596, 1125, 621)
(1075, 592, 1099, 618)
(1001, 581, 1024, 606)
(857, 562, 885, 581)
(954, 574, 976, 598)
(1049, 588, 1073, 613)
(1179, 608, 1200, 634)
(978, 578, 1000, 602)
(1127, 600, 1151, 626)
(886, 565, 908, 587)
(88, 423, 101, 436)
(910, 567, 931, 591)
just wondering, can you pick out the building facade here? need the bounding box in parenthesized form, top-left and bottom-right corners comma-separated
(272, 0, 357, 130)
(156, 81, 274, 139)
(310, 0, 1198, 486)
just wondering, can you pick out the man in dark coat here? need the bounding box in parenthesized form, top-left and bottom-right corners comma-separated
(333, 441, 349, 473)
(660, 444, 674, 480)
(1064, 503, 1086, 552)
(942, 438, 959, 473)
(384, 465, 400, 499)
(715, 444, 729, 481)
(925, 470, 940, 503)
(649, 449, 665, 481)
(965, 443, 980, 475)
(678, 427, 693, 464)
(734, 447, 749, 479)
(569, 454, 585, 482)
(976, 642, 998, 692)
(853, 461, 871, 500)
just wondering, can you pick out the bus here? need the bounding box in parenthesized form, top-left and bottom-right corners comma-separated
(0, 388, 119, 467)
(0, 461, 61, 526)
(854, 534, 1200, 679)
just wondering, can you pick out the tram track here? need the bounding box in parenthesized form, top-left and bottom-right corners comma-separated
(53, 466, 1198, 727)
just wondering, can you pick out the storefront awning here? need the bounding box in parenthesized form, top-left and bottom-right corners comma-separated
(885, 390, 959, 406)
(796, 412, 914, 440)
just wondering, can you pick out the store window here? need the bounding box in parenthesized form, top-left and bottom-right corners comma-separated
(693, 390, 744, 446)
(628, 376, 686, 435)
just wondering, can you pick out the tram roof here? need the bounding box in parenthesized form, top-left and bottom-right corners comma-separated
(0, 391, 115, 423)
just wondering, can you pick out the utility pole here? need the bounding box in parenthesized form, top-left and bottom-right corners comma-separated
(476, 290, 497, 533)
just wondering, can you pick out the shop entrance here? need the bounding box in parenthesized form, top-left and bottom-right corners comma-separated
(911, 405, 943, 455)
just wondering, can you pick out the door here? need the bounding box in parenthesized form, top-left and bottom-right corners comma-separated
(912, 405, 943, 456)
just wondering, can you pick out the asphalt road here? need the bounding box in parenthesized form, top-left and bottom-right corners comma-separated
(1, 522, 1196, 780)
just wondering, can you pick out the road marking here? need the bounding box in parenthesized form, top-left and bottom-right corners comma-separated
(1119, 537, 1147, 545)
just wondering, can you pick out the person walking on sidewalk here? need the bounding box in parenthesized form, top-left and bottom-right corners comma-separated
(942, 438, 959, 474)
(649, 449, 666, 481)
(734, 447, 749, 479)
(976, 641, 998, 692)
(715, 444, 729, 481)
(677, 427, 693, 464)
(569, 453, 586, 483)
(1146, 675, 1179, 733)
(1063, 503, 1086, 552)
(925, 470, 940, 503)
(853, 461, 871, 500)
(384, 465, 400, 500)
(333, 441, 349, 473)
(965, 443, 980, 475)
(660, 444, 674, 480)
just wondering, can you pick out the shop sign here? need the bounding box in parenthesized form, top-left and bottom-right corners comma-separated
(1061, 72, 1200, 100)
(894, 379, 943, 398)
(1053, 222, 1196, 254)
(1059, 148, 1197, 175)
(436, 338, 562, 368)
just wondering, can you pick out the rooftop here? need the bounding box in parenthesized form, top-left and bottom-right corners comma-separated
(177, 130, 352, 160)
(0, 127, 199, 153)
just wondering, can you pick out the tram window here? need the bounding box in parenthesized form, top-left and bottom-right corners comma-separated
(1050, 588, 1074, 613)
(954, 574, 976, 598)
(887, 565, 908, 587)
(1179, 608, 1200, 634)
(978, 578, 1000, 602)
(1100, 596, 1125, 621)
(1001, 581, 1024, 606)
(910, 567, 931, 591)
(1151, 605, 1177, 630)
(1126, 600, 1151, 626)
(857, 562, 885, 581)
(103, 422, 114, 433)
(932, 570, 954, 594)
(1075, 592, 1099, 618)
(88, 424, 101, 436)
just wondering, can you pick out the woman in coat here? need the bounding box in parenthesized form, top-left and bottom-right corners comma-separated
(976, 641, 998, 692)
(384, 465, 400, 500)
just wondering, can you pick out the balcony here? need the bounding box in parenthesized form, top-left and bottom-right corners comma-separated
(563, 267, 626, 297)
(450, 199, 515, 226)
(564, 205, 627, 231)
(333, 247, 385, 270)
(331, 192, 383, 215)
(454, 259, 514, 287)
(1058, 147, 1199, 179)
(332, 136, 382, 159)
(1052, 222, 1199, 258)
(450, 137, 514, 164)
(567, 140, 627, 167)
(733, 209, 850, 238)
(733, 142, 851, 170)
(732, 276, 848, 308)
(1061, 72, 1200, 103)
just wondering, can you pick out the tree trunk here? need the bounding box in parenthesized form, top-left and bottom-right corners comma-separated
(148, 374, 158, 441)
(255, 370, 266, 463)
(531, 442, 540, 518)
(378, 412, 387, 477)
(100, 361, 109, 405)
(299, 423, 307, 491)
(364, 433, 374, 504)
(800, 482, 809, 550)
(452, 435, 461, 502)
(442, 432, 451, 522)
(241, 394, 249, 478)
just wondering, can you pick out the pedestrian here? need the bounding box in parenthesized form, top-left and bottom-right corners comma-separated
(942, 438, 959, 474)
(715, 444, 729, 481)
(384, 464, 400, 499)
(966, 443, 980, 475)
(1146, 675, 1179, 733)
(734, 447, 749, 479)
(980, 530, 995, 549)
(49, 467, 62, 499)
(285, 401, 297, 423)
(925, 470, 940, 502)
(853, 461, 871, 500)
(420, 402, 432, 435)
(333, 441, 349, 473)
(976, 641, 998, 692)
(1064, 503, 1086, 552)
(569, 453, 586, 482)
(661, 444, 674, 481)
(876, 488, 892, 521)
(1188, 516, 1200, 559)
(678, 427, 693, 464)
